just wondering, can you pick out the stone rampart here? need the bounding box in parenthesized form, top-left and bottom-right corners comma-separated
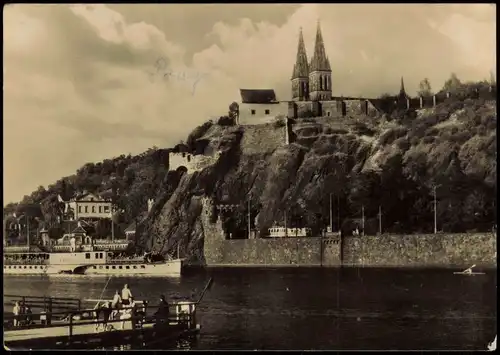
(341, 233, 496, 268)
(168, 152, 221, 174)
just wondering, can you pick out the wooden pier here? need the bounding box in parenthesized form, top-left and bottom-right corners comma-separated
(4, 278, 212, 350)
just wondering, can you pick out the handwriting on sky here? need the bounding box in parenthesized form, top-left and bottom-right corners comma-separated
(147, 57, 207, 96)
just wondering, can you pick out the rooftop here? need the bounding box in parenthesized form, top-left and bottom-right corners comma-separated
(240, 89, 278, 104)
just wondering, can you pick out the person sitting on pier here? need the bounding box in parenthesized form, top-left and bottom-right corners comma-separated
(121, 284, 133, 306)
(118, 297, 136, 330)
(12, 302, 20, 327)
(111, 290, 122, 320)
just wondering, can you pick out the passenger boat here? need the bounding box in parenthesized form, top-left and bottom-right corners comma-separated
(3, 237, 184, 276)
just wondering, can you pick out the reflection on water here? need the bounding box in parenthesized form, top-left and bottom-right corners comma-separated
(3, 267, 497, 350)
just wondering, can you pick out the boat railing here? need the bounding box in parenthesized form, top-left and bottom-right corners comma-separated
(4, 303, 197, 336)
(3, 259, 50, 265)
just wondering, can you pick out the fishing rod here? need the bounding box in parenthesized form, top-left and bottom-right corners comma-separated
(195, 277, 213, 305)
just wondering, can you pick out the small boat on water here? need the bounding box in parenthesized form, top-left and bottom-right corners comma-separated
(453, 264, 485, 276)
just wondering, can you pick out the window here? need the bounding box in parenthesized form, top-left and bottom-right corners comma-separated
(126, 266, 130, 269)
(104, 206, 110, 213)
(99, 206, 102, 213)
(93, 266, 97, 269)
(187, 155, 191, 162)
(140, 265, 146, 269)
(99, 266, 103, 269)
(251, 109, 256, 115)
(133, 266, 137, 269)
(112, 266, 116, 269)
(92, 206, 96, 213)
(100, 253, 103, 259)
(327, 111, 331, 116)
(106, 266, 109, 269)
(265, 109, 270, 115)
(29, 266, 32, 269)
(85, 253, 90, 259)
(85, 206, 88, 213)
(78, 206, 82, 213)
(119, 266, 123, 269)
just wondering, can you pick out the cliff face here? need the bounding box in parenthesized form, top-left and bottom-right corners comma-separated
(136, 96, 497, 265)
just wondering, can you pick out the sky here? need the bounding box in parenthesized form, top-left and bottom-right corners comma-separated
(3, 4, 497, 204)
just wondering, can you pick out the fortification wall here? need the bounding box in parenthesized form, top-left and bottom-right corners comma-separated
(342, 233, 496, 268)
(168, 152, 221, 174)
(240, 123, 287, 155)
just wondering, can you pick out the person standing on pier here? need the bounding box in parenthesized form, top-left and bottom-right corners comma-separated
(121, 284, 133, 306)
(12, 302, 20, 327)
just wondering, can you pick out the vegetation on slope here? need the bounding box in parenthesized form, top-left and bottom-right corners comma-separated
(4, 78, 497, 264)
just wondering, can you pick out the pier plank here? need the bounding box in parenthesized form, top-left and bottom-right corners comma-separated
(4, 321, 154, 343)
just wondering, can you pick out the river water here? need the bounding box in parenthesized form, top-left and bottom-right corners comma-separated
(3, 267, 497, 350)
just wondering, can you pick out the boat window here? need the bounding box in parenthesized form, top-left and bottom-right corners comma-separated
(126, 266, 130, 269)
(34, 266, 37, 269)
(85, 253, 90, 259)
(29, 266, 32, 269)
(133, 266, 137, 269)
(95, 253, 99, 259)
(106, 266, 109, 269)
(112, 266, 116, 269)
(99, 266, 103, 269)
(93, 266, 97, 269)
(100, 253, 103, 259)
(119, 266, 123, 269)
(140, 265, 146, 269)
(24, 266, 27, 269)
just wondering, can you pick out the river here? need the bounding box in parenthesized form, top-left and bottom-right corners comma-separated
(3, 267, 497, 350)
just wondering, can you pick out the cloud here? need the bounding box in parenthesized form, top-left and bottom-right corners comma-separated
(3, 4, 496, 203)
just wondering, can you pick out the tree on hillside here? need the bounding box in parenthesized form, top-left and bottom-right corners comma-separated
(418, 78, 433, 96)
(229, 102, 239, 123)
(443, 73, 462, 92)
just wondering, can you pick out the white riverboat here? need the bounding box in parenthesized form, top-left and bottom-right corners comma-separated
(3, 239, 184, 277)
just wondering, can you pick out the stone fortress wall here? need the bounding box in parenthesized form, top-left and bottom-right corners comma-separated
(288, 86, 498, 120)
(168, 151, 222, 174)
(201, 196, 497, 268)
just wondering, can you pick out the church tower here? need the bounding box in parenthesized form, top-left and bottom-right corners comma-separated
(291, 28, 309, 101)
(309, 21, 332, 101)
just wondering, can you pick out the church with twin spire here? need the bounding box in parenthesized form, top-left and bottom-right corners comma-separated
(291, 22, 332, 102)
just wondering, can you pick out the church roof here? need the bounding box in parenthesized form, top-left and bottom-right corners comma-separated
(239, 89, 278, 104)
(292, 28, 309, 79)
(309, 21, 331, 72)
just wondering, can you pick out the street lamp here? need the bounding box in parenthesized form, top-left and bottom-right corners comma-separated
(432, 184, 441, 234)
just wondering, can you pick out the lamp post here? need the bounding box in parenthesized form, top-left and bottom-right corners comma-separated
(432, 184, 441, 234)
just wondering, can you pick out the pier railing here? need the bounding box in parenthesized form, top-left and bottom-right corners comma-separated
(4, 294, 82, 318)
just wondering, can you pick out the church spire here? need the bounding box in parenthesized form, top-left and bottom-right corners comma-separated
(309, 20, 331, 72)
(292, 27, 309, 79)
(399, 76, 407, 96)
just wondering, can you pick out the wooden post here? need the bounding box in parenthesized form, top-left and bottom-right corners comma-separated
(69, 312, 73, 340)
(47, 298, 52, 325)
